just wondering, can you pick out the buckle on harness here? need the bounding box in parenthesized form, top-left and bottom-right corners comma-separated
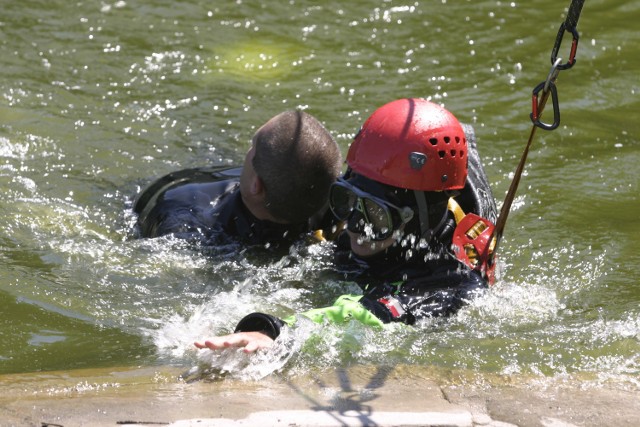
(448, 199, 497, 284)
(378, 296, 406, 319)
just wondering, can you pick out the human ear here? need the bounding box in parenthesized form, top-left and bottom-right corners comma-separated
(251, 175, 265, 196)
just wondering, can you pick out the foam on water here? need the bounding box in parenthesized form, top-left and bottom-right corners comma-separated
(144, 237, 639, 389)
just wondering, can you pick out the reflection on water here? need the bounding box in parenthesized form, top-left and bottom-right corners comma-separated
(0, 0, 638, 391)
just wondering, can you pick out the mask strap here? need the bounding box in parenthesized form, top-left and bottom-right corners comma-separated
(413, 190, 431, 239)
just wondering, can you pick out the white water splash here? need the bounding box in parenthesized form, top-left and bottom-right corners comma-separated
(194, 325, 306, 381)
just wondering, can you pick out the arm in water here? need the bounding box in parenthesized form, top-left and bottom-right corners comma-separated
(193, 277, 483, 354)
(193, 295, 381, 353)
(194, 331, 274, 353)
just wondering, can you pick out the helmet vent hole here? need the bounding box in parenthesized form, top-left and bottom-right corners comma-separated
(460, 150, 465, 157)
(450, 150, 456, 157)
(429, 138, 438, 146)
(455, 136, 461, 144)
(438, 150, 446, 159)
(444, 136, 451, 144)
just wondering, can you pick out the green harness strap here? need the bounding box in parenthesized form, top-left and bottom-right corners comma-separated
(283, 294, 385, 328)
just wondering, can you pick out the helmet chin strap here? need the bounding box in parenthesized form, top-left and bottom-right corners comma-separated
(413, 190, 451, 242)
(413, 190, 431, 240)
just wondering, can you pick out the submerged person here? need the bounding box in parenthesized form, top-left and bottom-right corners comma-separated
(194, 98, 498, 352)
(134, 110, 343, 248)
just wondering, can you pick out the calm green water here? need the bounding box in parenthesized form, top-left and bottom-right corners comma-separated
(1, 0, 638, 388)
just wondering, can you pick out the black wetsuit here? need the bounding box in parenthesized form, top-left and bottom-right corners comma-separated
(232, 124, 499, 338)
(133, 166, 309, 247)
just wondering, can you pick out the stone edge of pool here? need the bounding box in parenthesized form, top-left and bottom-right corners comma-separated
(1, 364, 638, 426)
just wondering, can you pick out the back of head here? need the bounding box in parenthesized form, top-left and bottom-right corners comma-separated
(253, 111, 342, 223)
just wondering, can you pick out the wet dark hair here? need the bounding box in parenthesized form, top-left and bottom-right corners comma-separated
(253, 111, 342, 223)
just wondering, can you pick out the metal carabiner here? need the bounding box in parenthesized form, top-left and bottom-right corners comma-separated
(551, 21, 580, 70)
(530, 58, 562, 131)
(544, 58, 563, 93)
(531, 81, 560, 130)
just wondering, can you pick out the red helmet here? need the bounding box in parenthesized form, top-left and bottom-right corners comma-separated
(347, 98, 468, 191)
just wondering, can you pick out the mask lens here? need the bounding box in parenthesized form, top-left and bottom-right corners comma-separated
(329, 184, 357, 220)
(331, 178, 411, 241)
(362, 198, 393, 238)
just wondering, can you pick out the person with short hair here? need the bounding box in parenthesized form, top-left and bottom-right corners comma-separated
(194, 98, 498, 353)
(134, 110, 342, 248)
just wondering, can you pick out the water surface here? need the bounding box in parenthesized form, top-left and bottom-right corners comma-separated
(1, 0, 638, 389)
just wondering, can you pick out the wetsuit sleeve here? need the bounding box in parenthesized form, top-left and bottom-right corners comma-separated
(324, 262, 489, 326)
(232, 295, 386, 340)
(234, 312, 285, 340)
(232, 271, 486, 339)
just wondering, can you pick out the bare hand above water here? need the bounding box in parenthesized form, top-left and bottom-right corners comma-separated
(194, 331, 274, 353)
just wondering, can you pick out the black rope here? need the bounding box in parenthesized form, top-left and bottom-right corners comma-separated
(565, 0, 585, 30)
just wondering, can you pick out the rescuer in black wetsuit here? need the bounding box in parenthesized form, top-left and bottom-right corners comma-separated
(133, 110, 343, 248)
(194, 98, 499, 353)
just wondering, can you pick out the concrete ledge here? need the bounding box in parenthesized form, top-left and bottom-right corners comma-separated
(1, 364, 638, 427)
(166, 409, 474, 427)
